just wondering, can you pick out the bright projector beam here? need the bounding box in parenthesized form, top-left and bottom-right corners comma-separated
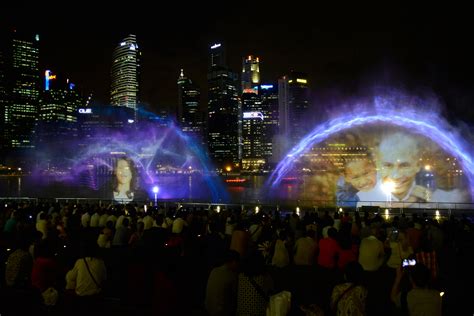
(381, 180, 395, 195)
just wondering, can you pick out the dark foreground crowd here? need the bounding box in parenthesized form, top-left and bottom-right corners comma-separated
(0, 201, 473, 316)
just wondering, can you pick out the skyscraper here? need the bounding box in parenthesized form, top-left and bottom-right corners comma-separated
(241, 55, 260, 94)
(207, 43, 241, 170)
(110, 34, 140, 111)
(241, 84, 280, 172)
(278, 76, 289, 138)
(0, 31, 40, 152)
(242, 92, 265, 171)
(177, 69, 204, 144)
(279, 71, 311, 146)
(259, 84, 279, 163)
(36, 70, 83, 149)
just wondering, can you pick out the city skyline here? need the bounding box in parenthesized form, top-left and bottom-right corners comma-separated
(1, 4, 474, 123)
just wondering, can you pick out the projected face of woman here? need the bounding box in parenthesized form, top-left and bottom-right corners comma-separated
(116, 159, 132, 186)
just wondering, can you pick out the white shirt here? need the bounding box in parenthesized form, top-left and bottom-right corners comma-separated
(294, 236, 316, 265)
(90, 213, 100, 228)
(249, 224, 262, 242)
(36, 211, 44, 223)
(358, 235, 384, 271)
(225, 221, 235, 236)
(81, 213, 91, 228)
(116, 215, 126, 229)
(357, 181, 389, 205)
(172, 217, 187, 234)
(36, 219, 48, 239)
(357, 180, 419, 208)
(142, 215, 154, 230)
(106, 215, 117, 226)
(66, 257, 107, 296)
(98, 214, 108, 228)
(333, 219, 341, 231)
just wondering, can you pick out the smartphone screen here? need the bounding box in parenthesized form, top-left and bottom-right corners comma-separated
(402, 259, 416, 267)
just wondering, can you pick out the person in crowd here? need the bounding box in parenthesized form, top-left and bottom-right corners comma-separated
(112, 217, 131, 246)
(142, 209, 154, 230)
(3, 210, 18, 234)
(5, 234, 33, 288)
(89, 207, 100, 228)
(289, 210, 300, 234)
(391, 263, 442, 316)
(97, 220, 114, 248)
(172, 211, 188, 234)
(294, 229, 317, 266)
(237, 252, 274, 316)
(81, 209, 91, 228)
(331, 261, 368, 316)
(358, 224, 384, 271)
(230, 221, 250, 259)
(31, 240, 59, 294)
(415, 238, 439, 283)
(318, 227, 340, 269)
(386, 230, 413, 270)
(333, 212, 342, 231)
(65, 241, 107, 312)
(337, 223, 358, 271)
(98, 208, 108, 228)
(205, 250, 240, 316)
(407, 221, 423, 253)
(141, 214, 168, 251)
(128, 221, 145, 246)
(271, 230, 289, 268)
(36, 212, 48, 239)
(249, 216, 264, 245)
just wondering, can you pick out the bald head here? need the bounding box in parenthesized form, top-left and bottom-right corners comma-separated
(378, 133, 421, 199)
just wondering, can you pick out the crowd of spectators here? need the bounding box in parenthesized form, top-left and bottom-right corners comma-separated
(0, 200, 473, 315)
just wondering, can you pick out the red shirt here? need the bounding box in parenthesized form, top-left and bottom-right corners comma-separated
(407, 228, 422, 252)
(31, 257, 58, 292)
(318, 238, 340, 268)
(337, 244, 359, 270)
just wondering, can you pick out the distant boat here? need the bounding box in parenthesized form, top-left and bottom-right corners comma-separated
(281, 177, 303, 184)
(225, 178, 248, 185)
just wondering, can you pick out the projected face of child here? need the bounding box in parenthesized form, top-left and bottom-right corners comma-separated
(344, 159, 377, 192)
(378, 134, 421, 199)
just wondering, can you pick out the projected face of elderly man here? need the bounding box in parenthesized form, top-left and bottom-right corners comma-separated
(378, 133, 421, 200)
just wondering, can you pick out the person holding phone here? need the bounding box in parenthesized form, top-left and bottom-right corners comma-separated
(387, 230, 414, 269)
(391, 263, 442, 316)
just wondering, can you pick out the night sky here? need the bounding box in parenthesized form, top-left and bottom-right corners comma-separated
(2, 3, 474, 122)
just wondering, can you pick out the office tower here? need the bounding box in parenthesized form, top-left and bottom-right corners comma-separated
(110, 34, 140, 111)
(242, 91, 265, 171)
(241, 84, 280, 171)
(177, 69, 204, 144)
(278, 76, 289, 138)
(241, 55, 260, 94)
(207, 43, 241, 170)
(0, 31, 40, 152)
(259, 84, 279, 162)
(279, 71, 310, 146)
(36, 70, 83, 148)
